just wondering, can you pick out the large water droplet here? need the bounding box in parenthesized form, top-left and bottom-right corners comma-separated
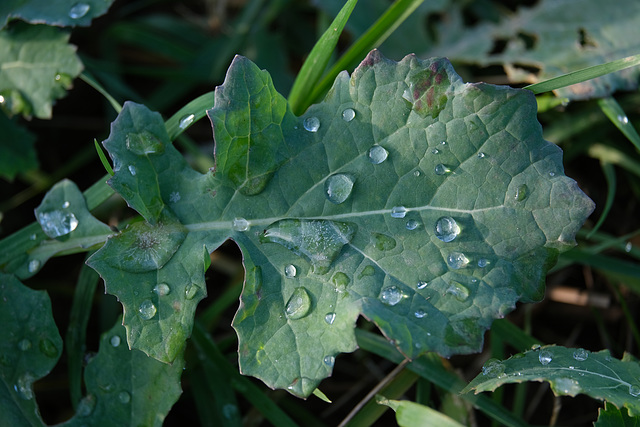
(406, 219, 419, 230)
(69, 2, 90, 19)
(414, 309, 426, 318)
(434, 164, 451, 175)
(630, 385, 640, 397)
(482, 359, 505, 378)
(325, 174, 355, 204)
(285, 287, 312, 320)
(233, 217, 250, 231)
(303, 117, 320, 132)
(368, 145, 388, 164)
(39, 338, 58, 358)
(446, 252, 469, 269)
(18, 339, 31, 351)
(446, 282, 469, 301)
(323, 355, 335, 367)
(380, 286, 404, 306)
(554, 377, 581, 396)
(391, 206, 407, 218)
(342, 108, 355, 122)
(15, 372, 35, 400)
(572, 348, 589, 361)
(417, 280, 428, 290)
(138, 300, 157, 320)
(515, 184, 528, 201)
(185, 284, 198, 300)
(324, 312, 336, 325)
(28, 259, 40, 273)
(126, 130, 164, 155)
(178, 113, 196, 129)
(434, 216, 460, 242)
(110, 335, 121, 347)
(128, 165, 137, 176)
(285, 264, 297, 278)
(538, 349, 553, 365)
(153, 283, 171, 296)
(37, 210, 79, 238)
(118, 391, 131, 404)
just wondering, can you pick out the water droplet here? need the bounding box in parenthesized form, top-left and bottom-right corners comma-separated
(391, 206, 407, 218)
(69, 2, 90, 19)
(325, 174, 355, 204)
(431, 148, 440, 154)
(477, 258, 490, 268)
(342, 108, 355, 122)
(515, 184, 528, 201)
(368, 145, 388, 164)
(446, 252, 469, 269)
(153, 283, 171, 296)
(434, 216, 460, 242)
(39, 338, 58, 358)
(233, 217, 250, 231)
(62, 201, 70, 209)
(323, 355, 335, 367)
(549, 172, 555, 177)
(15, 372, 35, 400)
(303, 116, 320, 132)
(372, 233, 397, 251)
(618, 114, 629, 124)
(285, 264, 297, 278)
(331, 272, 350, 288)
(482, 359, 505, 377)
(477, 152, 486, 158)
(128, 165, 137, 176)
(434, 164, 451, 175)
(572, 348, 589, 361)
(118, 391, 131, 404)
(169, 191, 181, 203)
(110, 335, 121, 347)
(18, 339, 31, 351)
(77, 394, 96, 416)
(406, 219, 419, 230)
(28, 259, 40, 273)
(380, 286, 404, 306)
(538, 349, 553, 365)
(417, 280, 428, 290)
(441, 141, 447, 146)
(413, 170, 421, 177)
(138, 300, 157, 320)
(285, 287, 312, 320)
(414, 309, 427, 318)
(185, 284, 198, 300)
(531, 344, 541, 351)
(324, 312, 336, 325)
(37, 210, 79, 238)
(625, 242, 633, 252)
(446, 282, 469, 301)
(126, 130, 164, 155)
(630, 385, 640, 397)
(178, 113, 196, 129)
(554, 377, 581, 395)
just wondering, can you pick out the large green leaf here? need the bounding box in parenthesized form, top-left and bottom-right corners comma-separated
(0, 22, 83, 119)
(463, 345, 640, 417)
(88, 50, 594, 397)
(1, 0, 115, 29)
(0, 273, 62, 427)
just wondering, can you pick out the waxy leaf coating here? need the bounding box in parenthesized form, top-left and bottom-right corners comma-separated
(89, 50, 594, 397)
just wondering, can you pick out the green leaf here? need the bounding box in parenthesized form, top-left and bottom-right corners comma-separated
(0, 22, 83, 119)
(59, 320, 184, 426)
(595, 402, 640, 427)
(463, 345, 640, 417)
(378, 397, 466, 427)
(89, 51, 594, 397)
(1, 0, 115, 29)
(0, 273, 62, 426)
(0, 110, 37, 180)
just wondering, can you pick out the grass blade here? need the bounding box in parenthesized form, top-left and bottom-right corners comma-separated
(588, 144, 640, 178)
(79, 71, 122, 114)
(288, 0, 358, 115)
(597, 97, 640, 152)
(587, 162, 616, 238)
(94, 139, 114, 176)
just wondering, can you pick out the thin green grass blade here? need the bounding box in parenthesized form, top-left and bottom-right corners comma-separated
(309, 0, 426, 105)
(189, 366, 221, 426)
(588, 144, 640, 178)
(94, 139, 114, 176)
(312, 388, 332, 403)
(164, 91, 215, 140)
(288, 0, 358, 116)
(198, 280, 242, 331)
(597, 97, 640, 152)
(612, 284, 640, 351)
(525, 53, 640, 95)
(587, 162, 616, 238)
(560, 249, 640, 282)
(79, 72, 122, 114)
(491, 319, 541, 352)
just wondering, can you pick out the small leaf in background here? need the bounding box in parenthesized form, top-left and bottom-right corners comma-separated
(0, 110, 37, 180)
(0, 273, 62, 426)
(463, 345, 640, 417)
(378, 396, 466, 427)
(0, 0, 116, 29)
(595, 401, 640, 427)
(0, 21, 83, 119)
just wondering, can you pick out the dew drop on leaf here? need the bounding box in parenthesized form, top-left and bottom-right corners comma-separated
(28, 259, 40, 273)
(15, 372, 35, 400)
(233, 217, 250, 231)
(178, 113, 196, 129)
(625, 242, 633, 252)
(126, 130, 165, 155)
(434, 216, 460, 242)
(303, 116, 320, 132)
(482, 359, 505, 378)
(118, 391, 131, 404)
(554, 377, 581, 395)
(446, 282, 469, 301)
(477, 258, 490, 268)
(406, 219, 419, 230)
(331, 272, 350, 287)
(39, 338, 58, 358)
(414, 309, 426, 318)
(368, 145, 388, 164)
(380, 286, 404, 306)
(539, 349, 553, 365)
(417, 280, 428, 290)
(446, 252, 469, 269)
(618, 114, 629, 124)
(342, 108, 355, 122)
(77, 394, 96, 416)
(323, 355, 335, 367)
(110, 335, 121, 347)
(62, 201, 70, 209)
(138, 300, 157, 320)
(572, 348, 589, 361)
(477, 152, 486, 158)
(324, 174, 355, 204)
(629, 385, 640, 397)
(372, 232, 397, 251)
(431, 148, 440, 154)
(515, 184, 528, 201)
(324, 312, 336, 325)
(18, 339, 31, 351)
(284, 264, 297, 278)
(285, 287, 312, 320)
(37, 210, 79, 238)
(391, 206, 407, 218)
(153, 283, 171, 296)
(434, 164, 451, 176)
(359, 265, 375, 278)
(128, 165, 137, 176)
(185, 284, 198, 300)
(69, 2, 90, 19)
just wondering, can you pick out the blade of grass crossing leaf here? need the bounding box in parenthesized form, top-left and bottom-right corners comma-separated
(597, 97, 640, 152)
(66, 260, 99, 409)
(588, 144, 640, 178)
(309, 0, 426, 104)
(288, 0, 358, 115)
(165, 91, 215, 140)
(525, 53, 640, 95)
(94, 139, 114, 176)
(79, 72, 122, 114)
(355, 330, 530, 427)
(587, 162, 616, 238)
